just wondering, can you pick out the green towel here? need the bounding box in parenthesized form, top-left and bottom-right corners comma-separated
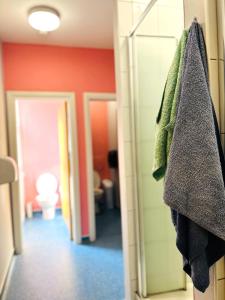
(152, 30, 188, 181)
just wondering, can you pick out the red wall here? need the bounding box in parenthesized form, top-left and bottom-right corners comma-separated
(3, 43, 115, 236)
(90, 101, 111, 180)
(18, 100, 62, 211)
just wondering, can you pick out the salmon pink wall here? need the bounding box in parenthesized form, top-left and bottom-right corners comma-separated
(18, 100, 62, 211)
(3, 43, 115, 236)
(90, 101, 111, 180)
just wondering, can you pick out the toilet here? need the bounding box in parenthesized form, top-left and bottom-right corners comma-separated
(35, 173, 59, 220)
(93, 170, 114, 212)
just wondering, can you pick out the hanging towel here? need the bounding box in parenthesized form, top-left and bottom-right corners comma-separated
(152, 30, 188, 180)
(172, 105, 225, 292)
(170, 22, 225, 293)
(164, 20, 225, 294)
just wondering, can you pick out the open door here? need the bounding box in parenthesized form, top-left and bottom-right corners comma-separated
(58, 102, 72, 238)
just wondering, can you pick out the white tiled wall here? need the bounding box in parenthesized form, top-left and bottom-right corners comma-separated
(115, 0, 224, 299)
(113, 1, 151, 299)
(134, 0, 184, 38)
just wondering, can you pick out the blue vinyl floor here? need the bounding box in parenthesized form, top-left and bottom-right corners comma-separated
(5, 210, 124, 300)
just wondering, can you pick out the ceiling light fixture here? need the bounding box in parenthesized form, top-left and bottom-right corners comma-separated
(28, 6, 61, 33)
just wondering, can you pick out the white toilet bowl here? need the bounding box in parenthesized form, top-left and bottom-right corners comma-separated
(35, 173, 59, 220)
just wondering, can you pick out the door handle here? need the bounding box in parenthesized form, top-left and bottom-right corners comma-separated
(0, 156, 18, 185)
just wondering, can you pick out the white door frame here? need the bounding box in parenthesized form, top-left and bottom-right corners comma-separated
(83, 92, 116, 241)
(6, 91, 81, 254)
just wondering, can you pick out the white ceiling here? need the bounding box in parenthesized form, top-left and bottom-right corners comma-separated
(0, 0, 114, 49)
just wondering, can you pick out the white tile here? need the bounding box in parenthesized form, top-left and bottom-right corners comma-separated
(120, 71, 131, 107)
(142, 175, 164, 209)
(157, 6, 184, 38)
(143, 209, 167, 243)
(209, 59, 220, 119)
(133, 3, 147, 25)
(128, 210, 136, 245)
(177, 0, 184, 9)
(118, 1, 133, 36)
(216, 257, 225, 279)
(129, 244, 137, 279)
(139, 107, 156, 141)
(138, 141, 154, 175)
(135, 4, 158, 35)
(158, 6, 175, 36)
(217, 279, 225, 300)
(123, 107, 132, 141)
(134, 0, 151, 4)
(157, 0, 178, 7)
(217, 0, 224, 60)
(126, 176, 135, 211)
(119, 37, 129, 72)
(120, 0, 150, 4)
(124, 142, 133, 176)
(219, 60, 225, 133)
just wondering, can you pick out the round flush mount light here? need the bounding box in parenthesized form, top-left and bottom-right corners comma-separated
(28, 6, 61, 32)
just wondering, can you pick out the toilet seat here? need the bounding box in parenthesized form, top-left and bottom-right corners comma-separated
(36, 173, 58, 195)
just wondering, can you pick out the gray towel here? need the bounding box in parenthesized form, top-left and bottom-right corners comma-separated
(164, 19, 225, 273)
(172, 103, 225, 292)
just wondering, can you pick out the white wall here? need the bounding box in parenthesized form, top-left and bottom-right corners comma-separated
(0, 42, 14, 295)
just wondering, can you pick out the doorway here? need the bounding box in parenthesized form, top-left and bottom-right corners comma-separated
(6, 92, 81, 254)
(84, 93, 119, 241)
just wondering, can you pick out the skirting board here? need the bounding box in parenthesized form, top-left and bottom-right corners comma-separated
(0, 256, 15, 300)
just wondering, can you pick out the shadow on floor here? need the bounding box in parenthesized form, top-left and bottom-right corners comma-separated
(5, 210, 124, 300)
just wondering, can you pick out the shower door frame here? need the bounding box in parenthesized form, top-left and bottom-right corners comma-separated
(128, 34, 182, 299)
(128, 0, 186, 298)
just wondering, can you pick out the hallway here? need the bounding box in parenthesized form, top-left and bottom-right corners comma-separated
(4, 210, 124, 300)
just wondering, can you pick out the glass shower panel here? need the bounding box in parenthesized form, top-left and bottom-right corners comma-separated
(132, 35, 186, 295)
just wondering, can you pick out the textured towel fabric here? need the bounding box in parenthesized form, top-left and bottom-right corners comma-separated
(165, 31, 188, 157)
(164, 20, 225, 292)
(152, 30, 188, 180)
(172, 106, 225, 292)
(164, 20, 225, 242)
